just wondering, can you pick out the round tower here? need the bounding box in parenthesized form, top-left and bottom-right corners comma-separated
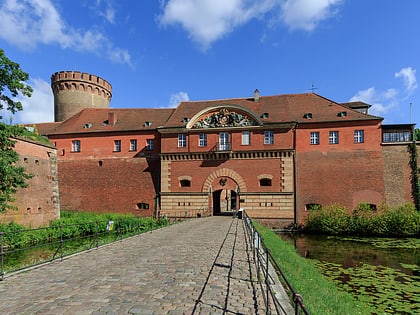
(51, 71, 112, 122)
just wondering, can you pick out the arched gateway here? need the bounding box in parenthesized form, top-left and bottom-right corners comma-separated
(202, 168, 247, 215)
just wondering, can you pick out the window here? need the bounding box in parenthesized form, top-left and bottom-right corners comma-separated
(130, 139, 137, 151)
(242, 131, 250, 145)
(146, 139, 154, 151)
(72, 140, 81, 152)
(198, 133, 207, 147)
(180, 179, 191, 187)
(259, 178, 272, 186)
(310, 132, 320, 145)
(114, 140, 121, 152)
(219, 132, 230, 151)
(329, 131, 339, 144)
(383, 131, 412, 143)
(306, 203, 322, 211)
(354, 130, 364, 143)
(264, 131, 274, 145)
(136, 203, 149, 210)
(178, 134, 186, 147)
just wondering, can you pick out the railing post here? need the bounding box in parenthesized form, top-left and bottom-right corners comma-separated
(95, 221, 99, 249)
(266, 248, 271, 315)
(59, 224, 63, 260)
(0, 232, 4, 281)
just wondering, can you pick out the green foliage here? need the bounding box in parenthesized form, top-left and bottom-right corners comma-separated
(0, 211, 168, 249)
(409, 142, 420, 211)
(0, 123, 34, 212)
(305, 203, 420, 236)
(415, 128, 420, 141)
(254, 223, 375, 315)
(0, 50, 34, 212)
(0, 48, 33, 114)
(304, 204, 351, 235)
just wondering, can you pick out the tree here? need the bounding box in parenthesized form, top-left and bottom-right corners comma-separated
(0, 49, 33, 113)
(0, 49, 33, 212)
(415, 128, 420, 141)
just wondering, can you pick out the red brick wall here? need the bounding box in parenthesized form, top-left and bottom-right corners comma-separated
(296, 150, 385, 223)
(58, 157, 159, 216)
(169, 158, 283, 192)
(50, 131, 161, 160)
(0, 138, 60, 227)
(296, 121, 382, 152)
(161, 128, 294, 153)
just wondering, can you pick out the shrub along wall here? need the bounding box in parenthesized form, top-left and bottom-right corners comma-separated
(304, 203, 419, 236)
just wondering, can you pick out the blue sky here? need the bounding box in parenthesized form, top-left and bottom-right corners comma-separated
(0, 0, 419, 126)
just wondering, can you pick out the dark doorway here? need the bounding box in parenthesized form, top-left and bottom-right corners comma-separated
(212, 189, 237, 215)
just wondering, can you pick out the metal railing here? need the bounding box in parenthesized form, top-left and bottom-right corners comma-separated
(0, 217, 169, 281)
(215, 142, 231, 152)
(242, 211, 310, 315)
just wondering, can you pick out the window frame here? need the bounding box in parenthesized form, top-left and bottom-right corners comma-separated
(242, 131, 250, 145)
(71, 140, 81, 152)
(198, 133, 207, 147)
(130, 139, 137, 151)
(354, 130, 364, 143)
(310, 131, 320, 145)
(329, 131, 339, 144)
(146, 139, 154, 151)
(178, 134, 186, 147)
(264, 130, 274, 145)
(114, 139, 122, 152)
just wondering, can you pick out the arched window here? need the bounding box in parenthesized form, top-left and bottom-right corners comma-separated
(259, 178, 272, 186)
(180, 179, 191, 187)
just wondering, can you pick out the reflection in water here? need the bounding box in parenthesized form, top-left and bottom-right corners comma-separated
(277, 233, 420, 314)
(278, 233, 419, 275)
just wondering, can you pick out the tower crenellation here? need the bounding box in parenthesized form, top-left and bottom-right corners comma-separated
(51, 71, 112, 122)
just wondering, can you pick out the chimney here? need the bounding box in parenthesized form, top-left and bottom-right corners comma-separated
(108, 112, 117, 125)
(254, 89, 260, 102)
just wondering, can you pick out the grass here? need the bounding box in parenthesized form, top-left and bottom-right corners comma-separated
(254, 222, 376, 315)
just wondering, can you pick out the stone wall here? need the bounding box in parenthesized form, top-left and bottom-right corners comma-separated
(0, 138, 60, 227)
(58, 157, 159, 217)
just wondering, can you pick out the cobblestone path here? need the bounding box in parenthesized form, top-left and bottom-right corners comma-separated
(0, 216, 291, 314)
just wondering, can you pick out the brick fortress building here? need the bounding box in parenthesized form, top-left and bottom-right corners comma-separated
(35, 71, 418, 226)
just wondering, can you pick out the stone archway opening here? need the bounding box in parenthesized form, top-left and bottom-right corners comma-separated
(212, 189, 237, 216)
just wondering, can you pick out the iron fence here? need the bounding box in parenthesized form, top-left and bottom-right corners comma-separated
(242, 211, 310, 315)
(0, 217, 169, 281)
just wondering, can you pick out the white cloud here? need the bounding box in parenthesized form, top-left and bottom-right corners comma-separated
(169, 91, 190, 107)
(158, 0, 343, 48)
(395, 67, 417, 95)
(280, 0, 342, 31)
(94, 0, 116, 24)
(350, 87, 398, 117)
(0, 0, 131, 65)
(158, 0, 276, 49)
(14, 78, 54, 124)
(350, 67, 418, 121)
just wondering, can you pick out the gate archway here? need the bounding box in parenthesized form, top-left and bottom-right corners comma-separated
(202, 168, 246, 216)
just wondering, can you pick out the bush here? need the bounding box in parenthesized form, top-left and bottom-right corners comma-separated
(305, 202, 419, 237)
(0, 211, 168, 248)
(305, 204, 350, 235)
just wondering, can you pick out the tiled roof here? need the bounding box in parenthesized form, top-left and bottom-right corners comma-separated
(163, 93, 382, 128)
(35, 93, 382, 135)
(38, 108, 175, 135)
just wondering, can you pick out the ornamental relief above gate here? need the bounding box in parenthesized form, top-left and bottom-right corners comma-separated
(192, 108, 259, 128)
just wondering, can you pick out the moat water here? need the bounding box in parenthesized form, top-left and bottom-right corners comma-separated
(278, 233, 420, 314)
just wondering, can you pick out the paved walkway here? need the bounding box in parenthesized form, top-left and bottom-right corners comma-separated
(0, 217, 292, 314)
